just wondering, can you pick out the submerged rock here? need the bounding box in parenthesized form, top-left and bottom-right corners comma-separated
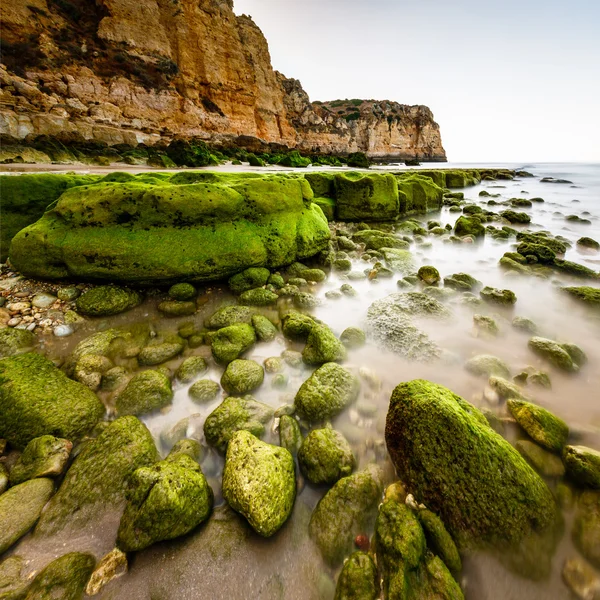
(464, 354, 510, 378)
(189, 379, 221, 404)
(26, 552, 95, 600)
(385, 380, 557, 549)
(138, 339, 185, 366)
(334, 552, 379, 600)
(115, 370, 173, 416)
(340, 327, 366, 349)
(0, 352, 105, 449)
(516, 440, 566, 477)
(204, 305, 255, 329)
(176, 356, 208, 383)
(9, 435, 72, 485)
(117, 454, 213, 551)
(298, 427, 355, 485)
(251, 314, 278, 342)
(222, 431, 295, 537)
(76, 285, 141, 316)
(562, 286, 600, 307)
(480, 286, 517, 305)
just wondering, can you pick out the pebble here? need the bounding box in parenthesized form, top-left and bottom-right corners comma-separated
(54, 324, 74, 337)
(26, 323, 36, 331)
(7, 317, 21, 327)
(7, 302, 31, 312)
(32, 292, 58, 308)
(57, 287, 80, 301)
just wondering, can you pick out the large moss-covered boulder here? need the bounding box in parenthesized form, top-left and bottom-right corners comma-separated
(334, 173, 399, 221)
(25, 552, 95, 600)
(302, 324, 347, 365)
(10, 173, 330, 285)
(298, 427, 355, 485)
(0, 478, 54, 554)
(309, 464, 383, 565)
(9, 435, 72, 485)
(294, 363, 359, 423)
(117, 454, 213, 552)
(76, 285, 141, 317)
(0, 327, 36, 358)
(222, 430, 295, 537)
(385, 380, 557, 549)
(203, 395, 274, 452)
(115, 369, 173, 416)
(507, 399, 568, 452)
(221, 359, 264, 395)
(36, 416, 158, 535)
(0, 353, 105, 449)
(211, 323, 256, 364)
(334, 552, 379, 600)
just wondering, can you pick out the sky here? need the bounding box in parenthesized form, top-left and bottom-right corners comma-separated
(234, 0, 600, 163)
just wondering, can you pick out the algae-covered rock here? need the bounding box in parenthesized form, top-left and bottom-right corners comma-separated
(116, 370, 173, 416)
(294, 363, 359, 423)
(454, 215, 484, 238)
(417, 508, 462, 577)
(211, 323, 256, 364)
(251, 314, 278, 342)
(117, 454, 213, 552)
(76, 285, 141, 316)
(204, 395, 274, 452)
(500, 210, 531, 224)
(464, 354, 510, 378)
(507, 399, 568, 452)
(10, 174, 331, 285)
(562, 286, 600, 307)
(418, 265, 441, 285)
(516, 440, 565, 477)
(334, 552, 379, 600)
(528, 337, 579, 372)
(176, 356, 208, 383)
(298, 427, 355, 485)
(385, 380, 557, 549)
(473, 314, 499, 337)
(240, 288, 279, 306)
(0, 352, 105, 449)
(309, 464, 383, 565)
(36, 416, 158, 535)
(279, 415, 302, 457)
(572, 491, 600, 568)
(281, 312, 316, 341)
(168, 282, 196, 301)
(334, 173, 399, 221)
(0, 327, 36, 358)
(189, 379, 221, 404)
(9, 435, 72, 486)
(25, 552, 95, 600)
(222, 430, 295, 537)
(85, 548, 128, 597)
(302, 324, 347, 365)
(480, 286, 517, 305)
(204, 305, 255, 329)
(73, 354, 114, 390)
(138, 339, 184, 366)
(221, 359, 264, 395)
(157, 300, 197, 316)
(516, 242, 556, 264)
(563, 446, 600, 489)
(0, 478, 54, 554)
(340, 327, 366, 349)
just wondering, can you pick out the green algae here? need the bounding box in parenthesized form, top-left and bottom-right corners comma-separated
(298, 427, 355, 485)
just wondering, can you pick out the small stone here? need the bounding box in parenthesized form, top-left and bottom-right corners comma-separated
(158, 300, 197, 317)
(57, 287, 81, 301)
(7, 317, 21, 327)
(168, 283, 196, 301)
(264, 357, 285, 373)
(176, 356, 208, 383)
(189, 379, 221, 404)
(340, 327, 366, 349)
(562, 557, 600, 600)
(31, 293, 58, 309)
(53, 324, 74, 337)
(85, 548, 128, 596)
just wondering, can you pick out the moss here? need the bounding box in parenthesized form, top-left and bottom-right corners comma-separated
(310, 465, 383, 565)
(117, 454, 213, 552)
(203, 395, 274, 452)
(0, 327, 36, 358)
(0, 352, 105, 450)
(563, 446, 600, 489)
(385, 380, 557, 549)
(516, 232, 568, 254)
(480, 286, 517, 305)
(302, 324, 347, 365)
(116, 370, 173, 416)
(577, 236, 600, 250)
(454, 216, 484, 238)
(527, 337, 578, 372)
(562, 286, 600, 307)
(211, 323, 256, 364)
(294, 363, 359, 423)
(298, 427, 355, 485)
(251, 314, 278, 342)
(507, 399, 568, 452)
(281, 312, 316, 341)
(9, 435, 71, 485)
(417, 265, 440, 285)
(229, 267, 271, 294)
(221, 359, 264, 395)
(239, 288, 279, 306)
(334, 173, 399, 221)
(334, 552, 379, 600)
(500, 210, 531, 224)
(222, 431, 295, 537)
(516, 242, 556, 264)
(167, 282, 196, 301)
(464, 354, 510, 378)
(10, 174, 330, 285)
(0, 478, 54, 554)
(516, 440, 565, 477)
(278, 415, 302, 457)
(176, 356, 208, 383)
(75, 285, 141, 316)
(189, 379, 221, 404)
(313, 197, 336, 221)
(36, 416, 158, 535)
(279, 151, 311, 168)
(417, 508, 462, 577)
(304, 173, 336, 198)
(352, 230, 409, 251)
(204, 305, 255, 329)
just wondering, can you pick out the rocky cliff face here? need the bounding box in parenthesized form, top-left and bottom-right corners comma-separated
(0, 0, 446, 161)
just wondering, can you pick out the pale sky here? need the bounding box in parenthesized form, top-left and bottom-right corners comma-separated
(234, 0, 600, 163)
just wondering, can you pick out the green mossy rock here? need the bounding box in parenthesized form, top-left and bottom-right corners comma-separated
(340, 327, 366, 349)
(577, 236, 600, 250)
(221, 359, 264, 395)
(500, 210, 531, 224)
(239, 288, 279, 306)
(73, 354, 113, 390)
(454, 216, 484, 238)
(417, 508, 462, 577)
(553, 258, 599, 279)
(204, 305, 255, 329)
(562, 286, 600, 307)
(251, 314, 278, 342)
(0, 353, 105, 450)
(138, 340, 184, 366)
(309, 465, 383, 566)
(204, 395, 274, 452)
(222, 430, 295, 537)
(157, 300, 197, 316)
(334, 173, 399, 221)
(396, 174, 445, 214)
(298, 427, 355, 485)
(294, 362, 359, 423)
(353, 230, 409, 251)
(516, 232, 567, 254)
(282, 312, 316, 341)
(464, 354, 510, 378)
(75, 286, 141, 317)
(417, 265, 441, 285)
(563, 446, 600, 489)
(176, 356, 208, 383)
(516, 242, 556, 264)
(480, 286, 517, 305)
(572, 491, 600, 568)
(36, 416, 158, 535)
(0, 478, 54, 554)
(189, 379, 221, 404)
(278, 415, 302, 457)
(10, 174, 330, 285)
(117, 454, 213, 552)
(334, 552, 379, 600)
(168, 282, 196, 301)
(512, 316, 538, 334)
(116, 370, 173, 416)
(515, 440, 565, 477)
(507, 399, 568, 452)
(25, 552, 95, 600)
(302, 324, 347, 365)
(211, 324, 256, 364)
(0, 327, 36, 358)
(385, 380, 557, 549)
(528, 337, 578, 372)
(9, 435, 72, 485)
(279, 150, 311, 168)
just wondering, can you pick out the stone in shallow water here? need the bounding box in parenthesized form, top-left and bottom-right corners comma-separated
(516, 440, 565, 477)
(85, 548, 128, 596)
(333, 551, 379, 600)
(528, 337, 579, 372)
(176, 356, 208, 383)
(116, 370, 173, 417)
(9, 435, 72, 485)
(220, 359, 264, 395)
(31, 292, 57, 308)
(76, 285, 141, 316)
(298, 427, 355, 485)
(211, 323, 256, 364)
(302, 324, 346, 365)
(464, 354, 510, 378)
(189, 379, 221, 404)
(0, 327, 35, 358)
(507, 399, 568, 452)
(564, 446, 600, 489)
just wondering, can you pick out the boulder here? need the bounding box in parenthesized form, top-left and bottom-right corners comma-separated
(528, 337, 580, 372)
(454, 216, 484, 238)
(222, 431, 295, 537)
(281, 312, 316, 341)
(334, 552, 379, 600)
(334, 173, 399, 221)
(10, 173, 331, 284)
(507, 399, 568, 452)
(480, 286, 517, 305)
(563, 446, 600, 489)
(298, 427, 355, 485)
(251, 315, 278, 342)
(211, 324, 256, 364)
(385, 380, 557, 549)
(9, 435, 72, 485)
(0, 352, 105, 449)
(76, 285, 141, 316)
(302, 324, 347, 365)
(115, 370, 173, 416)
(220, 359, 264, 395)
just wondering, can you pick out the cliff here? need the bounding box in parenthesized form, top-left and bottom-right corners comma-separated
(0, 0, 446, 161)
